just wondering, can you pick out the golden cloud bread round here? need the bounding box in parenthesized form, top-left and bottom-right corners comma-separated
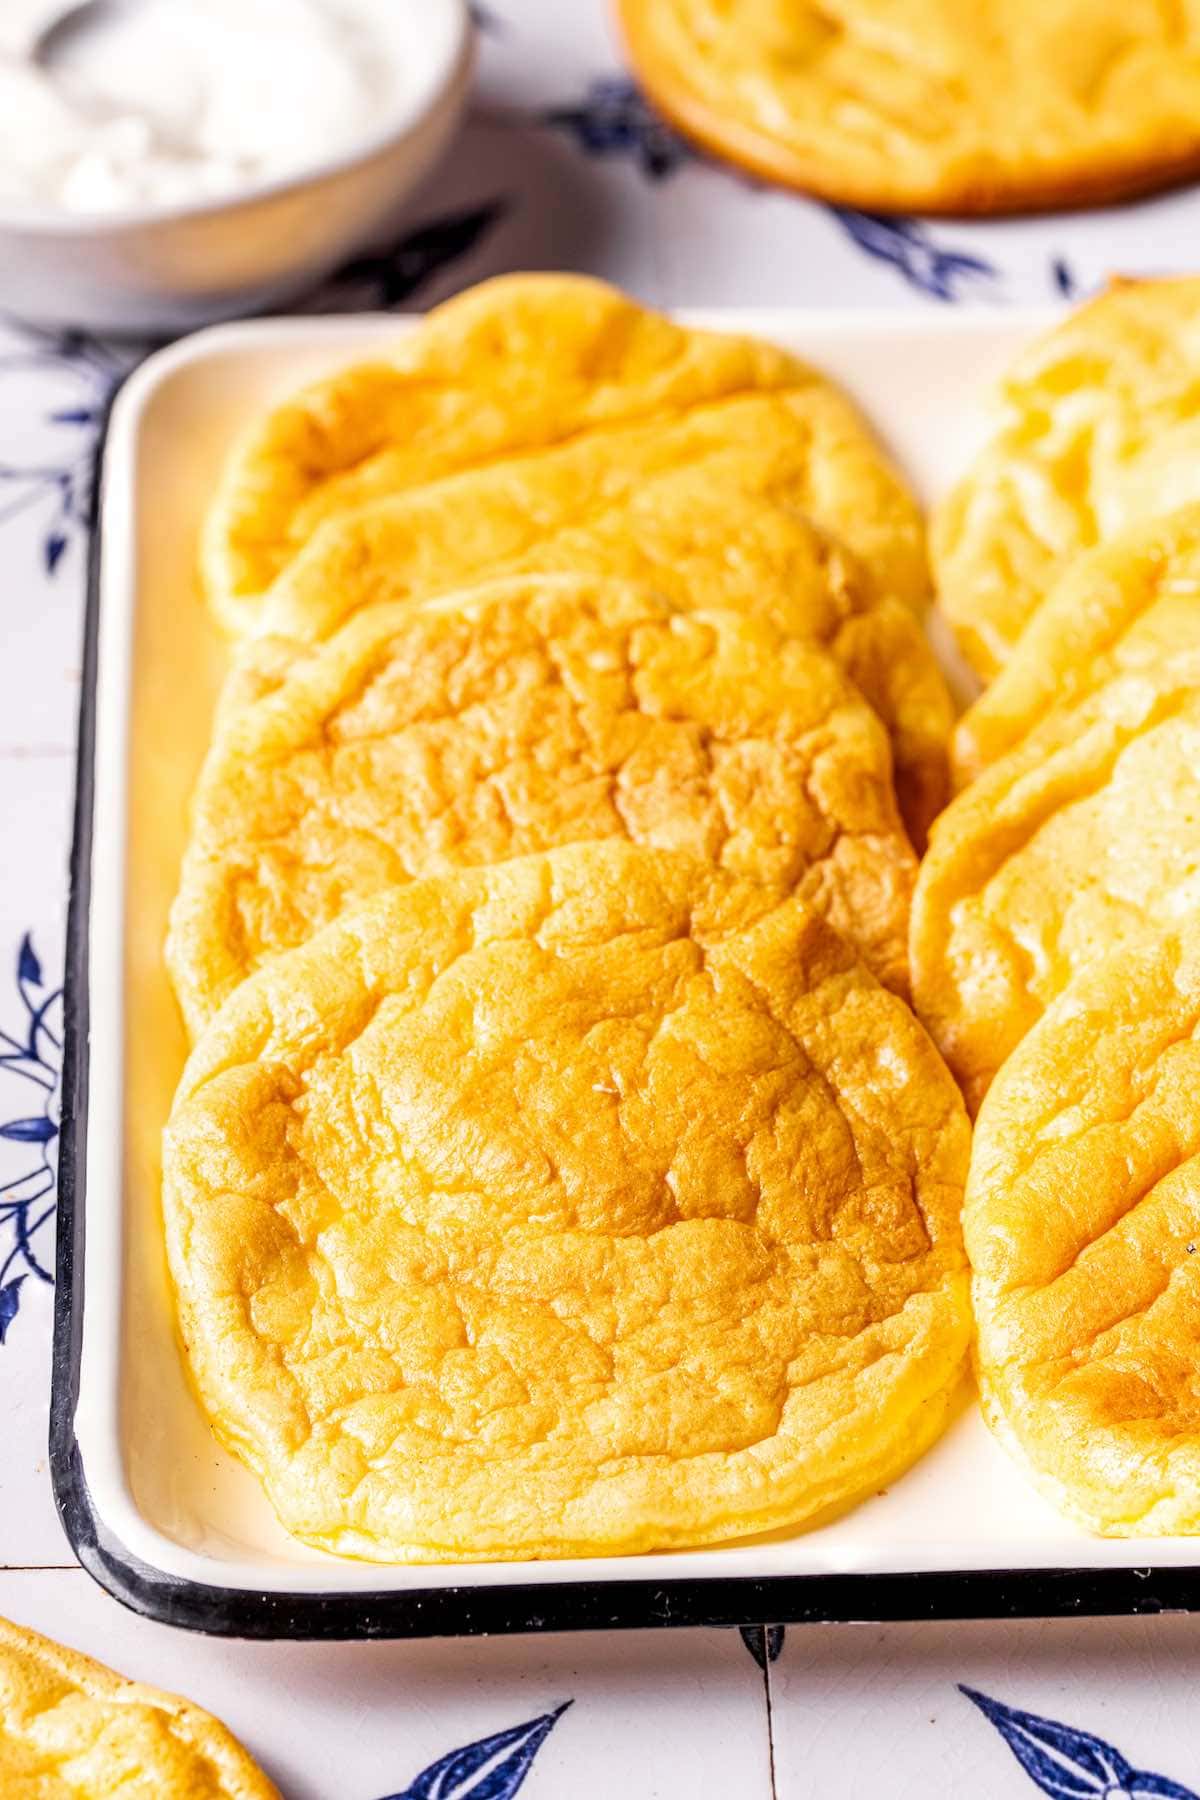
(228, 426, 948, 839)
(0, 1613, 277, 1798)
(952, 504, 1200, 788)
(968, 926, 1200, 1535)
(162, 840, 972, 1562)
(933, 277, 1200, 679)
(911, 663, 1200, 1114)
(203, 273, 927, 632)
(168, 573, 918, 1039)
(616, 0, 1200, 216)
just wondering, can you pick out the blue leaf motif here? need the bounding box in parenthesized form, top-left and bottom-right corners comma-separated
(0, 336, 128, 573)
(962, 1686, 1200, 1799)
(0, 931, 63, 1340)
(0, 1116, 57, 1143)
(315, 201, 507, 312)
(740, 1625, 785, 1669)
(831, 209, 997, 302)
(0, 1278, 24, 1344)
(1052, 258, 1079, 299)
(544, 79, 694, 181)
(379, 1702, 570, 1800)
(17, 936, 42, 988)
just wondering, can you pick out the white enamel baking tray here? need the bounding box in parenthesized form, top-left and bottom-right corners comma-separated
(54, 306, 1200, 1639)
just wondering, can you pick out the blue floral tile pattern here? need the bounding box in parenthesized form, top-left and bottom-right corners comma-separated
(830, 210, 999, 302)
(537, 78, 1026, 305)
(0, 934, 62, 1342)
(0, 334, 129, 574)
(543, 78, 694, 181)
(309, 202, 508, 313)
(378, 1703, 570, 1799)
(962, 1686, 1200, 1798)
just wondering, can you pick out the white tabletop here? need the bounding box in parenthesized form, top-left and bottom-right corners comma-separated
(3, 3, 1200, 1795)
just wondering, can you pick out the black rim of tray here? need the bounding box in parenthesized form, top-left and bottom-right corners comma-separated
(48, 350, 1200, 1640)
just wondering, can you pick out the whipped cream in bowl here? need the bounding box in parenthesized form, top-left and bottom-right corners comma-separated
(1, 0, 399, 215)
(0, 0, 473, 330)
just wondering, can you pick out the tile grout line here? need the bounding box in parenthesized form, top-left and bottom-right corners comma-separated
(762, 1625, 779, 1800)
(0, 1564, 79, 1573)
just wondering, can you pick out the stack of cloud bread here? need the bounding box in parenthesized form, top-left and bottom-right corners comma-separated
(162, 273, 971, 1564)
(919, 276, 1200, 1536)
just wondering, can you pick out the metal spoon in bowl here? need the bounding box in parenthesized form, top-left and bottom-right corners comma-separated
(0, 1, 204, 164)
(0, 1, 119, 63)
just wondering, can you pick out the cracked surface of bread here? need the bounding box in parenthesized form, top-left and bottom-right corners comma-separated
(202, 274, 927, 632)
(162, 841, 971, 1561)
(168, 574, 917, 1038)
(0, 1613, 278, 1797)
(228, 428, 946, 837)
(616, 0, 1200, 216)
(933, 277, 1200, 678)
(967, 927, 1200, 1535)
(912, 664, 1200, 1113)
(951, 503, 1200, 787)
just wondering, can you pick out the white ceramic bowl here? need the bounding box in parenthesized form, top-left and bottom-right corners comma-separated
(0, 0, 474, 335)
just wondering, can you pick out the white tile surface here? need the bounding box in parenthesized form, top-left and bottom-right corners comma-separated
(0, 1570, 771, 1799)
(770, 1616, 1200, 1798)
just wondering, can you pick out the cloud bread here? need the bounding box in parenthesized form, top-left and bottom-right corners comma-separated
(912, 666, 1200, 1113)
(968, 927, 1200, 1535)
(0, 1613, 278, 1798)
(952, 504, 1200, 787)
(203, 274, 927, 632)
(168, 573, 917, 1038)
(617, 0, 1200, 217)
(162, 840, 971, 1561)
(933, 277, 1200, 679)
(230, 432, 949, 840)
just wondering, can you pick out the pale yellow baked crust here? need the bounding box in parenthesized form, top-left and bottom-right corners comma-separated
(163, 841, 970, 1562)
(222, 427, 946, 838)
(952, 503, 1200, 787)
(968, 927, 1200, 1535)
(0, 1613, 278, 1797)
(202, 274, 927, 634)
(168, 573, 918, 1038)
(618, 0, 1200, 216)
(911, 658, 1200, 1113)
(933, 277, 1200, 678)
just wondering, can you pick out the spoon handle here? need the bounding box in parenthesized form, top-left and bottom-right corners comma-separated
(0, 1, 97, 61)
